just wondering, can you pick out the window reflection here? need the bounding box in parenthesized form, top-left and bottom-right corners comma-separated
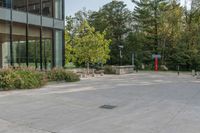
(28, 0, 41, 15)
(12, 23, 26, 67)
(55, 0, 63, 19)
(0, 21, 11, 68)
(28, 26, 40, 68)
(42, 0, 53, 17)
(42, 28, 52, 69)
(13, 0, 27, 12)
(0, 0, 11, 8)
(55, 30, 63, 67)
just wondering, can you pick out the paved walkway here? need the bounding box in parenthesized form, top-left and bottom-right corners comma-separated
(0, 72, 200, 133)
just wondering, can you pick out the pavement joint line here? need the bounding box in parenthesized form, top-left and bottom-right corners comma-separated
(2, 82, 189, 98)
(156, 88, 200, 133)
(0, 81, 182, 98)
(0, 72, 200, 133)
(0, 116, 55, 133)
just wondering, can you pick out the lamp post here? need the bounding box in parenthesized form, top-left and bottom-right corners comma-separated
(132, 52, 134, 66)
(118, 45, 124, 66)
(177, 64, 180, 76)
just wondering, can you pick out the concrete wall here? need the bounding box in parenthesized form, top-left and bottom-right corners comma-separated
(113, 66, 134, 75)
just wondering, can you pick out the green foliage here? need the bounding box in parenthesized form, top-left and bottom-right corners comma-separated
(74, 20, 111, 64)
(131, 0, 200, 70)
(47, 68, 67, 81)
(65, 19, 111, 70)
(64, 71, 80, 82)
(89, 1, 131, 64)
(133, 0, 168, 53)
(0, 68, 46, 90)
(66, 0, 200, 71)
(47, 68, 80, 82)
(0, 68, 80, 91)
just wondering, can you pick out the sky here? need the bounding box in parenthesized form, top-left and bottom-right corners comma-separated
(65, 0, 190, 16)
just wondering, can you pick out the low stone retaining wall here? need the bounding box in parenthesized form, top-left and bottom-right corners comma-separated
(113, 65, 134, 75)
(66, 68, 104, 78)
(66, 68, 87, 73)
(67, 66, 134, 76)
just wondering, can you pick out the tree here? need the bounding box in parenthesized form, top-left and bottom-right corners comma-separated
(124, 31, 145, 67)
(159, 0, 184, 66)
(66, 0, 200, 71)
(66, 20, 111, 73)
(65, 16, 77, 65)
(182, 0, 200, 70)
(191, 0, 200, 11)
(132, 0, 168, 67)
(89, 1, 131, 65)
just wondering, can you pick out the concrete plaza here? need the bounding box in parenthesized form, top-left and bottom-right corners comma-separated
(0, 72, 200, 133)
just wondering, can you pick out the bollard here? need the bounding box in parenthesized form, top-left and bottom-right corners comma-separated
(177, 65, 180, 76)
(192, 70, 196, 77)
(196, 72, 200, 79)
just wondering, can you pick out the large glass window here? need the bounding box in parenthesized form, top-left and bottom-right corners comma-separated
(0, 0, 11, 8)
(12, 23, 26, 67)
(42, 0, 53, 17)
(0, 21, 10, 68)
(13, 0, 27, 12)
(55, 0, 63, 19)
(42, 28, 52, 69)
(28, 0, 41, 15)
(55, 30, 63, 67)
(28, 26, 40, 68)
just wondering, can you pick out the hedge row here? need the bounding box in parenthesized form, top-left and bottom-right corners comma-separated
(0, 68, 80, 91)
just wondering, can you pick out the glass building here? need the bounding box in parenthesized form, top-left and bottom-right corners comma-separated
(0, 0, 65, 69)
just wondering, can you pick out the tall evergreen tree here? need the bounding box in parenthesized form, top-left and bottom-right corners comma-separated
(191, 0, 200, 11)
(89, 1, 131, 65)
(132, 0, 168, 66)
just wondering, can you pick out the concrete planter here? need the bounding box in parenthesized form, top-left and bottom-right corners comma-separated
(112, 65, 134, 75)
(66, 68, 104, 78)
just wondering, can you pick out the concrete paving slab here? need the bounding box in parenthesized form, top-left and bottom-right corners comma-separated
(0, 72, 199, 133)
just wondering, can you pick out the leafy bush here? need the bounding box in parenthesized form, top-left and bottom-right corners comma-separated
(0, 68, 80, 91)
(64, 71, 80, 82)
(104, 66, 116, 74)
(0, 68, 46, 90)
(47, 68, 67, 81)
(47, 68, 80, 82)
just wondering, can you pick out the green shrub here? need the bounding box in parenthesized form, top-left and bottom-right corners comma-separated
(47, 68, 67, 81)
(0, 68, 46, 90)
(104, 66, 116, 74)
(0, 68, 80, 91)
(47, 68, 80, 82)
(64, 71, 80, 82)
(13, 69, 46, 89)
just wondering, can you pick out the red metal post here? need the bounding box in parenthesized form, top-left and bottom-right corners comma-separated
(155, 57, 158, 71)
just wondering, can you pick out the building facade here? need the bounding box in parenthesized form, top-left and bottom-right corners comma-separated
(0, 0, 65, 69)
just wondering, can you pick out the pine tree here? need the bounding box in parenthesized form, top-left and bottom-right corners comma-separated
(89, 1, 131, 65)
(131, 0, 168, 67)
(191, 0, 200, 11)
(132, 0, 167, 54)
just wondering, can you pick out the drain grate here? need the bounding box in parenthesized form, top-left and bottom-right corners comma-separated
(100, 105, 117, 109)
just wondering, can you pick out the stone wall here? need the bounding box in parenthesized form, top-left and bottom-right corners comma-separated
(113, 65, 134, 75)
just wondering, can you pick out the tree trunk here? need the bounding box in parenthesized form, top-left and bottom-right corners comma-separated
(161, 38, 166, 65)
